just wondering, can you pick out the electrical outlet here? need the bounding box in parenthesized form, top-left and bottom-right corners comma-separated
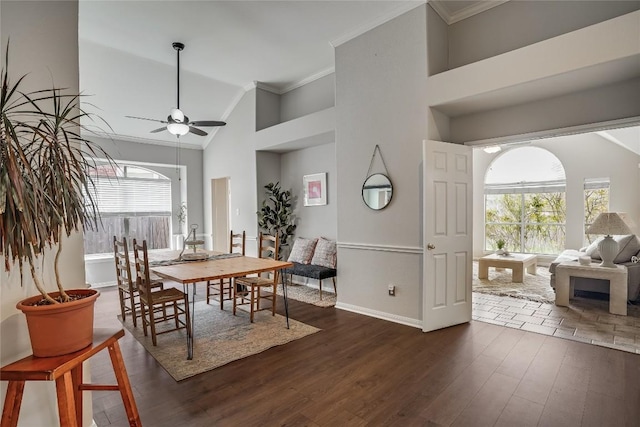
(388, 284, 395, 296)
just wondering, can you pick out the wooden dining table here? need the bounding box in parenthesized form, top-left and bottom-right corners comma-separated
(149, 252, 293, 360)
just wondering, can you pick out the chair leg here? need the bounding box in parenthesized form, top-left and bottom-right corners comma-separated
(129, 290, 138, 328)
(118, 288, 126, 322)
(140, 302, 149, 338)
(320, 279, 323, 300)
(149, 305, 158, 346)
(184, 293, 192, 337)
(206, 280, 211, 304)
(219, 279, 224, 310)
(233, 284, 237, 316)
(174, 301, 180, 328)
(250, 286, 255, 323)
(332, 277, 337, 296)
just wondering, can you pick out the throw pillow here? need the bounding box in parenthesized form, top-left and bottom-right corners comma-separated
(310, 237, 337, 268)
(585, 237, 603, 260)
(287, 237, 317, 264)
(614, 235, 640, 263)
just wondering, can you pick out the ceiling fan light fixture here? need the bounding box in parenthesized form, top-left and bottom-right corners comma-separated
(167, 122, 189, 136)
(170, 108, 185, 122)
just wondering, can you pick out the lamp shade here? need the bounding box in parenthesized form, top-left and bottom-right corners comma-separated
(586, 212, 633, 268)
(586, 212, 632, 236)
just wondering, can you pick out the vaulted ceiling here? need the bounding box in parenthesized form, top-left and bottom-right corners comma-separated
(79, 0, 639, 154)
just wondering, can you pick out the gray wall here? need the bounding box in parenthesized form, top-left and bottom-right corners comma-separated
(335, 6, 427, 322)
(280, 74, 335, 123)
(448, 0, 640, 69)
(473, 133, 640, 257)
(255, 87, 280, 131)
(280, 143, 337, 240)
(91, 136, 204, 235)
(449, 78, 640, 144)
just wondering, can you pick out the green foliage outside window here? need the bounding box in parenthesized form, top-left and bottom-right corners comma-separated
(485, 192, 566, 254)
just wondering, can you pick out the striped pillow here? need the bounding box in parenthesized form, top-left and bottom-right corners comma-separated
(311, 237, 336, 268)
(287, 237, 318, 264)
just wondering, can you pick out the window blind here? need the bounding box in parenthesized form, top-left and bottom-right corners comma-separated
(485, 179, 566, 195)
(91, 176, 171, 217)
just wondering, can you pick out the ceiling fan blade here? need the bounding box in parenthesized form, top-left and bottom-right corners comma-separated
(126, 115, 167, 124)
(188, 126, 208, 136)
(150, 127, 167, 133)
(189, 120, 226, 127)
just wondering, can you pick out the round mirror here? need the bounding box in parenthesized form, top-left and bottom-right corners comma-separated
(362, 173, 393, 210)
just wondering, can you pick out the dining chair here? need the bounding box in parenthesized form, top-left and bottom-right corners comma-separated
(132, 239, 191, 346)
(206, 230, 246, 309)
(113, 236, 164, 328)
(233, 232, 279, 322)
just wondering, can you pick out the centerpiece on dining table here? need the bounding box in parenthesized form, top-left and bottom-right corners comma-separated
(180, 224, 209, 261)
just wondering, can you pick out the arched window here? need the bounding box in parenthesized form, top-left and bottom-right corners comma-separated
(485, 147, 566, 254)
(84, 162, 172, 255)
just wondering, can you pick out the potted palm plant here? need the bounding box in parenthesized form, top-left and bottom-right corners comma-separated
(1, 45, 113, 357)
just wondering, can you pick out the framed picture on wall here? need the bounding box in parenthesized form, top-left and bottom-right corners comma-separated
(303, 173, 327, 206)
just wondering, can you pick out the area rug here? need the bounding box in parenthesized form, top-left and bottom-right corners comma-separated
(472, 260, 556, 304)
(119, 302, 320, 381)
(275, 283, 336, 308)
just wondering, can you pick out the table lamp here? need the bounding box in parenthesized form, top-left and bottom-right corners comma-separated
(585, 212, 633, 268)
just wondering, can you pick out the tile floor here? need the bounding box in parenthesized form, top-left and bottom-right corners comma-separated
(472, 291, 640, 354)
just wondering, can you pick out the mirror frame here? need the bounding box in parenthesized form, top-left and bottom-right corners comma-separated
(362, 173, 393, 210)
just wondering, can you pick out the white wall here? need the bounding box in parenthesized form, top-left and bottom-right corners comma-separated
(335, 6, 427, 323)
(472, 133, 640, 257)
(1, 1, 94, 425)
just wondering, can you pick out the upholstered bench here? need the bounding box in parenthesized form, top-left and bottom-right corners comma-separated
(284, 237, 337, 299)
(283, 262, 337, 299)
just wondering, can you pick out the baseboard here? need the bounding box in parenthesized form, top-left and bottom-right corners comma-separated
(335, 302, 422, 329)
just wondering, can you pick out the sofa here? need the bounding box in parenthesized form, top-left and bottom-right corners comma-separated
(549, 234, 640, 301)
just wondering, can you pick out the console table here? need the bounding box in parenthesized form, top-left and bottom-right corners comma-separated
(1, 328, 141, 427)
(555, 261, 627, 315)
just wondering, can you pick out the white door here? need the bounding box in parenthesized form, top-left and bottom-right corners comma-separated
(211, 177, 230, 252)
(423, 140, 473, 332)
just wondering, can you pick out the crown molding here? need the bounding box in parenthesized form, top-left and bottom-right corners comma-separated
(330, 1, 426, 47)
(254, 81, 281, 94)
(281, 66, 335, 94)
(429, 0, 509, 25)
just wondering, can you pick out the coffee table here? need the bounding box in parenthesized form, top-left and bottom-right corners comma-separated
(478, 253, 537, 283)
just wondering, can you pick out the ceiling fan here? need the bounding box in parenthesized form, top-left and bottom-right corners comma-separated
(126, 42, 226, 137)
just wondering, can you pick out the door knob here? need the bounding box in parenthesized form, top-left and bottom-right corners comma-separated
(427, 243, 435, 250)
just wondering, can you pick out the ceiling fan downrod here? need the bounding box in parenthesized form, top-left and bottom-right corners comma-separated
(173, 42, 184, 113)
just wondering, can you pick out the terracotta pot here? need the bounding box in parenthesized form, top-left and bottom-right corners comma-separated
(16, 289, 100, 357)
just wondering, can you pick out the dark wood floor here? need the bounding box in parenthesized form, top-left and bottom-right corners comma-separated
(91, 285, 640, 427)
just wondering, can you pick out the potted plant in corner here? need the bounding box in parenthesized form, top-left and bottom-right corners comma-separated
(257, 182, 297, 260)
(1, 45, 114, 357)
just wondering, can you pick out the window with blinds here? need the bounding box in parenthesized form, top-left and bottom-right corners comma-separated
(84, 162, 172, 255)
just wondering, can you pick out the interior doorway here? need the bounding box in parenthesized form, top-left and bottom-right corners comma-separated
(211, 177, 230, 252)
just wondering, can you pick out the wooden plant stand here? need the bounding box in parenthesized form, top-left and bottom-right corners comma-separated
(1, 328, 141, 427)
